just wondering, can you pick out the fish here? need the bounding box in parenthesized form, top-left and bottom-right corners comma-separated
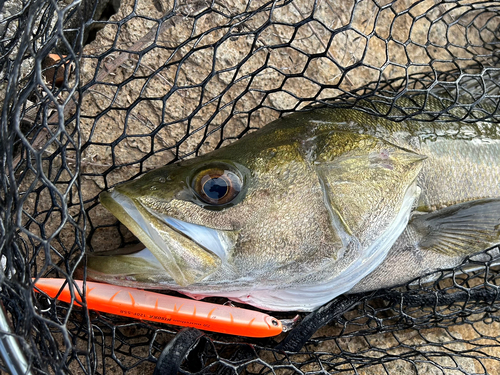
(87, 105, 500, 311)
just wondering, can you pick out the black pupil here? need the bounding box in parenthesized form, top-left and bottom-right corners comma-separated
(203, 177, 228, 200)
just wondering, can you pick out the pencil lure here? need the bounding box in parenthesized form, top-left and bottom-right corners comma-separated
(34, 279, 283, 337)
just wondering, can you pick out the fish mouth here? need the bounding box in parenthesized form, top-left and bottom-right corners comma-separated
(95, 189, 232, 286)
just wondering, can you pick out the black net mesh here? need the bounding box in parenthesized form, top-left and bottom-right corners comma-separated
(1, 0, 500, 373)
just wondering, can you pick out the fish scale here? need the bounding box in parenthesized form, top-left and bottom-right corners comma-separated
(417, 138, 500, 211)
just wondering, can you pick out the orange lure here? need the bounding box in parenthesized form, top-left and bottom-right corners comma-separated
(34, 279, 283, 337)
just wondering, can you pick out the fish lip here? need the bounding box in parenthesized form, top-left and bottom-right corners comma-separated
(100, 189, 229, 262)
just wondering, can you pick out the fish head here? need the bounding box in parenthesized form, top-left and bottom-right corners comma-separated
(93, 122, 324, 288)
(88, 113, 425, 309)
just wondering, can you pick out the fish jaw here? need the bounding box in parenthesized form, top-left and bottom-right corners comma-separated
(96, 189, 232, 286)
(87, 247, 171, 285)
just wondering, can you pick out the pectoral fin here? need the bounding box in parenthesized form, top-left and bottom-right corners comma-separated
(411, 198, 500, 256)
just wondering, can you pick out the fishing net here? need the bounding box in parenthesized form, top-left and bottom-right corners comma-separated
(1, 0, 500, 373)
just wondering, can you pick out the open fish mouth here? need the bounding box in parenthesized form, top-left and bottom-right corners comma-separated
(93, 190, 232, 286)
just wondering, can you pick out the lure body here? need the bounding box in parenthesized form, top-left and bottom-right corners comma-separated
(34, 279, 282, 337)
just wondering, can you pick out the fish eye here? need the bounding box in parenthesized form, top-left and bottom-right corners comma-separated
(192, 166, 242, 206)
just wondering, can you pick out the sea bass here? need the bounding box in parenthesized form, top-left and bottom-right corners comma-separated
(88, 107, 500, 311)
